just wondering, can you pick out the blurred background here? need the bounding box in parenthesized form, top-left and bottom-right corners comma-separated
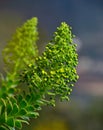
(0, 0, 103, 130)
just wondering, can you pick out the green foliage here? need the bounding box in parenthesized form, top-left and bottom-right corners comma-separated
(0, 17, 79, 130)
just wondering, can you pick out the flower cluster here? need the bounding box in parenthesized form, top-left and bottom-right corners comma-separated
(22, 22, 79, 104)
(2, 17, 38, 73)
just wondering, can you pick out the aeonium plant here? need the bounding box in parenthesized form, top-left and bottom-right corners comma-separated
(0, 17, 79, 130)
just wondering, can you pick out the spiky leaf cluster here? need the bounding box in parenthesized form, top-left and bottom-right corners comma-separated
(0, 18, 79, 130)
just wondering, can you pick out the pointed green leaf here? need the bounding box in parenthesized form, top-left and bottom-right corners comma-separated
(18, 119, 29, 125)
(15, 120, 22, 129)
(18, 108, 27, 116)
(19, 100, 27, 108)
(26, 105, 34, 111)
(21, 116, 30, 121)
(7, 117, 15, 127)
(11, 103, 19, 115)
(6, 97, 13, 114)
(27, 111, 39, 118)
